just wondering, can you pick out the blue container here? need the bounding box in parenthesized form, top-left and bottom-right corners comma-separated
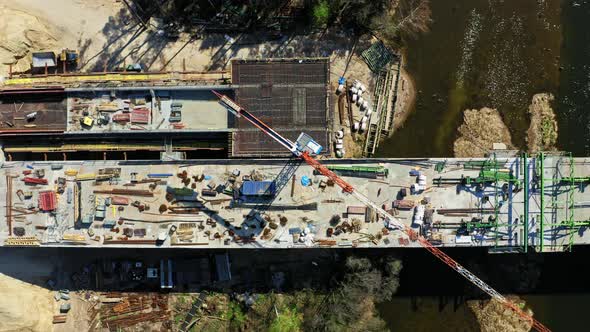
(241, 181, 276, 196)
(409, 170, 420, 176)
(300, 176, 311, 186)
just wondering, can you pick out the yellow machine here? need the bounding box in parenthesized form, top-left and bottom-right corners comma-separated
(58, 49, 79, 65)
(82, 116, 94, 127)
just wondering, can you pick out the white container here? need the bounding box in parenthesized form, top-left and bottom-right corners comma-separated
(357, 96, 364, 106)
(361, 115, 368, 123)
(363, 100, 369, 109)
(336, 138, 343, 144)
(335, 143, 344, 149)
(350, 87, 358, 94)
(413, 205, 425, 226)
(365, 108, 373, 117)
(352, 94, 358, 103)
(360, 121, 367, 132)
(354, 81, 362, 89)
(360, 84, 367, 92)
(336, 130, 344, 139)
(357, 89, 363, 97)
(337, 84, 344, 94)
(411, 183, 424, 193)
(353, 122, 360, 131)
(418, 174, 427, 186)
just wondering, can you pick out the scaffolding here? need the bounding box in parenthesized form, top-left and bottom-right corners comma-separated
(363, 57, 401, 156)
(361, 41, 397, 73)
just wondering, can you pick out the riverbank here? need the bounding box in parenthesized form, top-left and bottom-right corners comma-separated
(452, 92, 558, 157)
(453, 107, 514, 157)
(392, 55, 417, 133)
(527, 93, 558, 153)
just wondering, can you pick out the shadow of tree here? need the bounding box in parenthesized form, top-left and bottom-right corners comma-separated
(78, 2, 376, 73)
(77, 6, 178, 72)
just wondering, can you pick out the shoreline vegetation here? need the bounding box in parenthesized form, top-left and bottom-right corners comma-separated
(453, 107, 515, 158)
(467, 296, 533, 332)
(527, 93, 558, 153)
(452, 93, 558, 157)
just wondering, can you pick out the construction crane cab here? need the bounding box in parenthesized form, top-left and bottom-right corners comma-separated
(294, 132, 323, 156)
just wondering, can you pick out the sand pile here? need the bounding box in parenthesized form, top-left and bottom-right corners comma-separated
(467, 296, 533, 332)
(0, 5, 58, 74)
(527, 93, 558, 153)
(453, 107, 514, 157)
(0, 274, 54, 331)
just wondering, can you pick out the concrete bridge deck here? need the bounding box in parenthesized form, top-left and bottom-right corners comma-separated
(0, 155, 588, 251)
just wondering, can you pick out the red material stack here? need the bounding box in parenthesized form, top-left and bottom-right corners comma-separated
(113, 113, 131, 123)
(111, 196, 130, 205)
(38, 191, 57, 211)
(130, 108, 149, 124)
(23, 177, 48, 185)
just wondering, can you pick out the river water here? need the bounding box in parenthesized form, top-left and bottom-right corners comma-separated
(375, 0, 590, 157)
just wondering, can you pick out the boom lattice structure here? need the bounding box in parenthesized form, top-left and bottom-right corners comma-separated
(213, 90, 550, 332)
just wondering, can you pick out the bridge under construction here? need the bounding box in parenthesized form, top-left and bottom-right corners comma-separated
(1, 154, 589, 253)
(2, 56, 587, 330)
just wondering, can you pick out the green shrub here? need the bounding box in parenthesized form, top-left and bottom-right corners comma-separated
(269, 307, 303, 332)
(312, 1, 330, 27)
(223, 301, 247, 331)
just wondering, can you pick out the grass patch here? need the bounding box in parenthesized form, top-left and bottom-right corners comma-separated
(270, 307, 303, 332)
(223, 301, 247, 331)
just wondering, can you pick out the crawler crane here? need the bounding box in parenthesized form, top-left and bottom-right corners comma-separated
(213, 90, 550, 332)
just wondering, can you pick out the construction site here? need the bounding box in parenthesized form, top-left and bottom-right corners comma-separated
(0, 49, 587, 330)
(1, 154, 590, 252)
(0, 1, 588, 330)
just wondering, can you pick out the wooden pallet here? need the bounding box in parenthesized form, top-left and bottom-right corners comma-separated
(4, 237, 41, 246)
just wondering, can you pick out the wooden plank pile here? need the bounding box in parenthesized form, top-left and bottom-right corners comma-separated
(96, 293, 170, 330)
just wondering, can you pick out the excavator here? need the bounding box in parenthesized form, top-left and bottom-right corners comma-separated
(212, 90, 550, 332)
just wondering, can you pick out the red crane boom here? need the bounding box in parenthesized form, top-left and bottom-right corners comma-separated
(213, 90, 550, 332)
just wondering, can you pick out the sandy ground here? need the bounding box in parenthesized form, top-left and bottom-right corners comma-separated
(0, 249, 96, 332)
(392, 58, 416, 133)
(0, 0, 376, 80)
(0, 274, 54, 332)
(0, 250, 54, 332)
(453, 107, 515, 157)
(527, 93, 558, 153)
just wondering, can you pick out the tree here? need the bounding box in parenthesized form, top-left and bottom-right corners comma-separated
(372, 0, 432, 47)
(307, 255, 403, 332)
(312, 0, 330, 27)
(393, 0, 432, 38)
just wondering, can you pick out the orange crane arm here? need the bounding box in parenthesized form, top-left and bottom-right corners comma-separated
(214, 91, 550, 332)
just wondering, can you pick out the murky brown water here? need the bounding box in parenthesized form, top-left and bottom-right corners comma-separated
(376, 0, 565, 157)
